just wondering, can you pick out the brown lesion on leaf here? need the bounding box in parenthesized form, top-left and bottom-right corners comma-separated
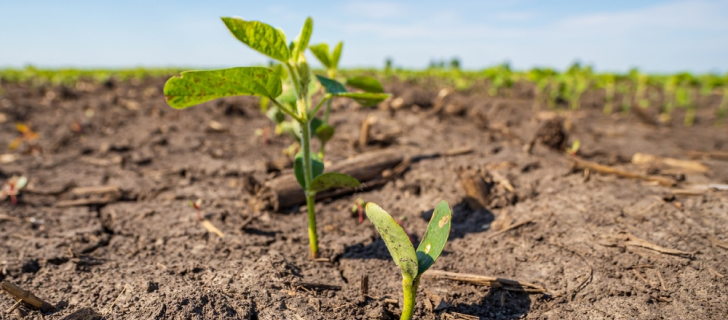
(438, 215, 450, 228)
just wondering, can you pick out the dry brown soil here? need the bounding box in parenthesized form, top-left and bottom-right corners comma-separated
(1, 78, 727, 319)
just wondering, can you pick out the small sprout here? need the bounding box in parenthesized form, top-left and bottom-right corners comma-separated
(351, 198, 367, 223)
(1, 175, 28, 205)
(254, 127, 271, 145)
(365, 200, 452, 320)
(9, 123, 40, 154)
(188, 199, 203, 221)
(566, 140, 581, 156)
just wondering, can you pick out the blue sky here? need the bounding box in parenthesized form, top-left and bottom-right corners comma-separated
(1, 0, 727, 73)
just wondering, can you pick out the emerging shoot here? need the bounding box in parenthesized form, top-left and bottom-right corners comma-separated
(1, 175, 28, 205)
(365, 201, 452, 320)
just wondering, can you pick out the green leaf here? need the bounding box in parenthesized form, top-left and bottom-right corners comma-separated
(266, 105, 285, 124)
(332, 92, 390, 107)
(294, 151, 325, 189)
(415, 200, 452, 275)
(315, 75, 347, 94)
(164, 67, 282, 109)
(315, 124, 335, 143)
(221, 17, 290, 62)
(292, 17, 313, 58)
(346, 76, 384, 93)
(365, 203, 418, 279)
(332, 42, 343, 69)
(309, 172, 360, 192)
(309, 43, 331, 69)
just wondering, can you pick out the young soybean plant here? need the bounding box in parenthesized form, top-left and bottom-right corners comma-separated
(366, 201, 452, 320)
(164, 17, 390, 258)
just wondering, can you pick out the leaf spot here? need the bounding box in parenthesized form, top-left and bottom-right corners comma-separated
(425, 243, 431, 254)
(438, 215, 450, 228)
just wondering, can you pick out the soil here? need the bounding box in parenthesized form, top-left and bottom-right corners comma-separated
(1, 77, 727, 320)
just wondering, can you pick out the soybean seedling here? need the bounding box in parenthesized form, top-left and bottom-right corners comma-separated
(351, 197, 367, 224)
(365, 201, 452, 320)
(164, 17, 389, 259)
(189, 199, 203, 222)
(1, 175, 28, 205)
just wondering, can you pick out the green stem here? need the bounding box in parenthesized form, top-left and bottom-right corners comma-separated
(323, 98, 333, 124)
(400, 275, 420, 320)
(300, 110, 318, 259)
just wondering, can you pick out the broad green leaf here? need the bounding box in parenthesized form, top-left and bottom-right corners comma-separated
(415, 200, 452, 275)
(309, 172, 360, 192)
(164, 67, 282, 109)
(309, 43, 331, 69)
(221, 17, 290, 62)
(365, 203, 418, 279)
(315, 75, 347, 94)
(346, 76, 384, 93)
(292, 17, 313, 58)
(315, 124, 335, 143)
(294, 151, 324, 189)
(332, 92, 390, 107)
(332, 42, 343, 69)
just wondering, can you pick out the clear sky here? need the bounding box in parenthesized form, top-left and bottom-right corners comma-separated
(1, 0, 727, 73)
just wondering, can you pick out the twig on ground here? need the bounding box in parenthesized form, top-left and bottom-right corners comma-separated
(708, 236, 728, 250)
(631, 153, 708, 173)
(571, 157, 676, 186)
(624, 234, 694, 258)
(54, 196, 119, 207)
(708, 267, 724, 279)
(655, 269, 667, 291)
(687, 150, 728, 161)
(5, 300, 22, 314)
(633, 269, 650, 285)
(423, 270, 548, 294)
(486, 218, 535, 239)
(0, 281, 55, 311)
(239, 212, 260, 230)
(550, 241, 593, 301)
(201, 220, 224, 238)
(103, 285, 127, 317)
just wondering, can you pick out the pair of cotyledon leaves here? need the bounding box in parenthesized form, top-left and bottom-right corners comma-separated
(366, 201, 452, 280)
(163, 17, 389, 110)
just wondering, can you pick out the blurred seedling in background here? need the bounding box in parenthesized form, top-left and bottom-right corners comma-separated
(365, 201, 452, 320)
(351, 198, 367, 223)
(566, 140, 581, 157)
(1, 175, 28, 205)
(188, 199, 203, 221)
(309, 41, 387, 157)
(164, 16, 389, 258)
(8, 123, 41, 154)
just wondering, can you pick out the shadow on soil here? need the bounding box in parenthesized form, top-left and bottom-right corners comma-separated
(449, 289, 533, 320)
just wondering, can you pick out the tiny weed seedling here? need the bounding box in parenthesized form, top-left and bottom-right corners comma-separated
(1, 175, 28, 205)
(189, 199, 203, 221)
(351, 197, 367, 224)
(164, 17, 389, 258)
(365, 201, 452, 320)
(8, 123, 40, 154)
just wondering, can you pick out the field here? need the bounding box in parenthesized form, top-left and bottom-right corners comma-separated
(1, 68, 728, 319)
